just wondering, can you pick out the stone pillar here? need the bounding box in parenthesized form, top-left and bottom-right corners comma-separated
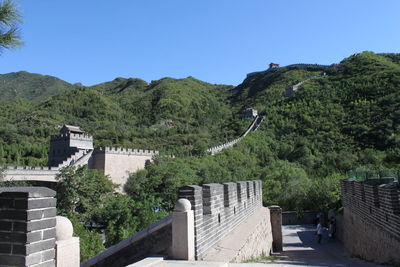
(269, 205, 283, 252)
(55, 216, 80, 267)
(171, 199, 195, 260)
(0, 187, 57, 267)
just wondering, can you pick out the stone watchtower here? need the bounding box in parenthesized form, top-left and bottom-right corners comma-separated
(48, 125, 93, 167)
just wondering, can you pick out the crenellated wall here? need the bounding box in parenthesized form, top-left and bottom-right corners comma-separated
(89, 147, 159, 191)
(3, 166, 59, 182)
(178, 180, 263, 259)
(97, 147, 159, 156)
(341, 179, 400, 264)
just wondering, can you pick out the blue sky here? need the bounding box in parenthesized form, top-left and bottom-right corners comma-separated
(1, 0, 399, 86)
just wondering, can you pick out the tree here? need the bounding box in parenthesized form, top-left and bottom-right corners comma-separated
(0, 0, 22, 53)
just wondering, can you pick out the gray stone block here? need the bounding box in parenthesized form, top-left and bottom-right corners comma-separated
(0, 254, 25, 266)
(43, 228, 56, 240)
(0, 187, 56, 198)
(0, 243, 12, 254)
(0, 210, 27, 220)
(40, 249, 55, 262)
(32, 259, 55, 267)
(13, 221, 27, 232)
(0, 221, 12, 231)
(27, 199, 57, 209)
(26, 239, 55, 254)
(0, 232, 27, 243)
(26, 251, 43, 265)
(27, 218, 56, 231)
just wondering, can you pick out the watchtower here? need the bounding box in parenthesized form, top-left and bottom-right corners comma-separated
(48, 125, 93, 167)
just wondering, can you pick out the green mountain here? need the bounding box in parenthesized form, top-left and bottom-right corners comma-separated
(0, 71, 77, 102)
(1, 51, 400, 212)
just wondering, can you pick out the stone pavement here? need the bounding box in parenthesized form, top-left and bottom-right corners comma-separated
(263, 224, 383, 267)
(131, 225, 384, 267)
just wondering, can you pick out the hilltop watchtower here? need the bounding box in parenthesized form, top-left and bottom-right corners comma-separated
(48, 125, 93, 167)
(269, 63, 280, 69)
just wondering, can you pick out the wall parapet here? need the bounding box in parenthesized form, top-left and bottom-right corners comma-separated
(178, 180, 263, 260)
(50, 133, 93, 142)
(95, 147, 159, 156)
(341, 179, 400, 264)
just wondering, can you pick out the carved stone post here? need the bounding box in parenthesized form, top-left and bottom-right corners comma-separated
(171, 199, 194, 260)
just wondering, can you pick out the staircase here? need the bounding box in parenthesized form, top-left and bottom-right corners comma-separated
(56, 149, 92, 168)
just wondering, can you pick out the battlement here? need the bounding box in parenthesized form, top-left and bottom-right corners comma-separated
(95, 147, 159, 156)
(178, 180, 263, 259)
(341, 179, 400, 239)
(3, 165, 59, 182)
(50, 133, 93, 142)
(6, 165, 59, 171)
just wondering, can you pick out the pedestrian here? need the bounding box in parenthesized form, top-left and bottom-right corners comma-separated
(316, 219, 323, 244)
(329, 216, 336, 239)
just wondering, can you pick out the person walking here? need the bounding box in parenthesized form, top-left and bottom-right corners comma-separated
(316, 219, 323, 244)
(329, 216, 336, 239)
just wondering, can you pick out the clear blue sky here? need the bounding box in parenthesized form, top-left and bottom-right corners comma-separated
(1, 0, 399, 86)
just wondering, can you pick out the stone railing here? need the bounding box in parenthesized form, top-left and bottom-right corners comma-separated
(81, 216, 172, 267)
(341, 179, 400, 264)
(95, 147, 159, 156)
(178, 180, 263, 259)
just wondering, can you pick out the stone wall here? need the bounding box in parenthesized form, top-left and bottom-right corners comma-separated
(202, 207, 273, 262)
(282, 211, 319, 225)
(178, 180, 263, 260)
(3, 166, 59, 182)
(0, 187, 57, 267)
(90, 147, 158, 190)
(341, 179, 400, 264)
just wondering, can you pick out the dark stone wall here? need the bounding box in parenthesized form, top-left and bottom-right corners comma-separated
(0, 187, 56, 267)
(341, 179, 400, 264)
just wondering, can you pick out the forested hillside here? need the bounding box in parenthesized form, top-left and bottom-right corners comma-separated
(0, 71, 77, 102)
(2, 51, 400, 260)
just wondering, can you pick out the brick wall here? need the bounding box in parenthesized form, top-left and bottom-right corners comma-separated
(0, 187, 57, 267)
(178, 180, 263, 260)
(341, 179, 400, 264)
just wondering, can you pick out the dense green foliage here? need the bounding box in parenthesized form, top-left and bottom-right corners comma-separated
(0, 0, 22, 54)
(55, 166, 167, 261)
(2, 51, 400, 259)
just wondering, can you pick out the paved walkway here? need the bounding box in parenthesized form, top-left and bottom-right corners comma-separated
(264, 224, 383, 267)
(132, 225, 384, 267)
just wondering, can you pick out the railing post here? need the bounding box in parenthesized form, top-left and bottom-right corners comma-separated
(55, 216, 80, 267)
(269, 205, 283, 252)
(171, 199, 195, 260)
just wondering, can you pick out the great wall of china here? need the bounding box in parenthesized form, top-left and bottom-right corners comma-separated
(2, 111, 263, 188)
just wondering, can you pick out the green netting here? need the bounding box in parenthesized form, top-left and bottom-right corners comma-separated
(347, 170, 400, 182)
